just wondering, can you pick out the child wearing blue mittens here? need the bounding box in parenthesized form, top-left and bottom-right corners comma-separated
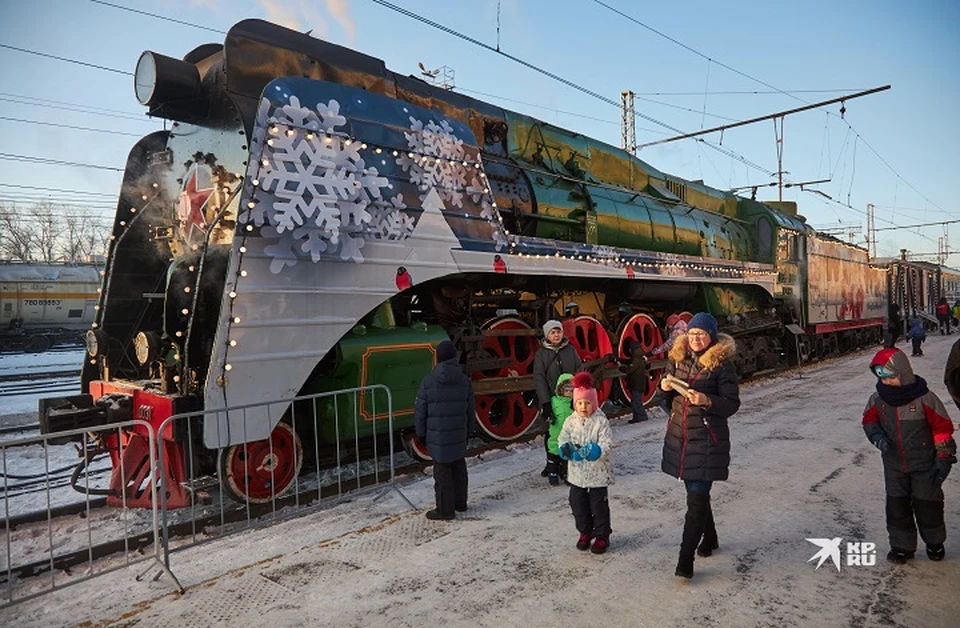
(558, 371, 614, 554)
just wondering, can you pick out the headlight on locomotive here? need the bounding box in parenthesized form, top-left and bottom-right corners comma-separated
(86, 329, 108, 358)
(134, 331, 162, 365)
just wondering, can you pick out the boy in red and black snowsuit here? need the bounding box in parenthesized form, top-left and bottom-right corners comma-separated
(862, 348, 957, 563)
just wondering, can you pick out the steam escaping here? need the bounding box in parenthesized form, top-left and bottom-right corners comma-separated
(326, 0, 356, 44)
(255, 0, 327, 37)
(253, 0, 357, 43)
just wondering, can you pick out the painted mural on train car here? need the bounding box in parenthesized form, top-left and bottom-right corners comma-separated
(806, 236, 886, 325)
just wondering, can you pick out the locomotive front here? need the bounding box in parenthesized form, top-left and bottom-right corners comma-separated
(39, 43, 253, 503)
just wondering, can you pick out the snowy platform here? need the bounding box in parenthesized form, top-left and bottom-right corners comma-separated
(3, 337, 960, 627)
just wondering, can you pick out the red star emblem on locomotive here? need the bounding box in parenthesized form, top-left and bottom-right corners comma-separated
(177, 163, 215, 243)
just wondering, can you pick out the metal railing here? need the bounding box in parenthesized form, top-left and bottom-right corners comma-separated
(2, 384, 415, 604)
(0, 420, 178, 607)
(150, 384, 414, 581)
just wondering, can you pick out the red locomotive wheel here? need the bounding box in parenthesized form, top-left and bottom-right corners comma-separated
(471, 317, 539, 441)
(617, 313, 664, 405)
(219, 422, 303, 504)
(562, 316, 614, 403)
(402, 432, 433, 462)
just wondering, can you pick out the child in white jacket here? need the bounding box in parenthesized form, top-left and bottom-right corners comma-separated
(558, 372, 614, 553)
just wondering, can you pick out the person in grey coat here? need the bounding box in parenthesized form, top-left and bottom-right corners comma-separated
(533, 319, 583, 476)
(415, 340, 475, 520)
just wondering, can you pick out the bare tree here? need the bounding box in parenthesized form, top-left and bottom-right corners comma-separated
(0, 201, 110, 262)
(0, 203, 36, 260)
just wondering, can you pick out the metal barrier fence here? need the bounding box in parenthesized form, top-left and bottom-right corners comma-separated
(0, 421, 178, 607)
(1, 384, 415, 605)
(151, 384, 414, 580)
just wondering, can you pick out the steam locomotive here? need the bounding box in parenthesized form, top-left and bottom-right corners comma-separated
(40, 19, 889, 504)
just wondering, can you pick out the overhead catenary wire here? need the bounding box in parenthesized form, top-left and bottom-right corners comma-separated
(593, 0, 951, 225)
(0, 43, 130, 75)
(0, 0, 948, 246)
(0, 153, 124, 172)
(0, 115, 143, 136)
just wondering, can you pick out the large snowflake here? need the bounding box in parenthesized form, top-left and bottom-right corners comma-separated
(240, 94, 413, 272)
(397, 115, 505, 248)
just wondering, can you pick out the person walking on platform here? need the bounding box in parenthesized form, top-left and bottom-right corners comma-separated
(936, 297, 951, 335)
(906, 314, 926, 357)
(534, 319, 582, 477)
(886, 304, 902, 348)
(619, 340, 649, 423)
(862, 348, 956, 563)
(414, 340, 474, 520)
(659, 312, 740, 579)
(558, 372, 614, 554)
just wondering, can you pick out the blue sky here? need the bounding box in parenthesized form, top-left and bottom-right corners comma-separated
(1, 0, 957, 261)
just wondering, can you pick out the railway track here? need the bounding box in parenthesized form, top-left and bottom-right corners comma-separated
(0, 368, 80, 399)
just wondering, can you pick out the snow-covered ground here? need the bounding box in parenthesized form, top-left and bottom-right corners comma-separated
(1, 349, 97, 517)
(0, 348, 84, 422)
(3, 337, 960, 627)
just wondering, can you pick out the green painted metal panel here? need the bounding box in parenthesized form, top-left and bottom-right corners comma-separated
(302, 324, 450, 443)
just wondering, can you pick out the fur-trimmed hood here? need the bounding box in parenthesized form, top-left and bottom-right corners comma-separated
(669, 332, 736, 371)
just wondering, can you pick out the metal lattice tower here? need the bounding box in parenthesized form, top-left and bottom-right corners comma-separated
(621, 90, 636, 155)
(866, 203, 876, 260)
(418, 63, 455, 90)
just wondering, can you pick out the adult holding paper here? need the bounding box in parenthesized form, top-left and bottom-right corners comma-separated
(659, 312, 741, 579)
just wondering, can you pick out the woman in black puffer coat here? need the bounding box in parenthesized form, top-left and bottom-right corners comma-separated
(659, 312, 740, 579)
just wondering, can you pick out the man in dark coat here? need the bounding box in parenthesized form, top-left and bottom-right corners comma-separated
(414, 340, 475, 520)
(620, 340, 649, 423)
(659, 312, 740, 579)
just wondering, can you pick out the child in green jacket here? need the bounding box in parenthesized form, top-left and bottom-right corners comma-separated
(545, 373, 575, 486)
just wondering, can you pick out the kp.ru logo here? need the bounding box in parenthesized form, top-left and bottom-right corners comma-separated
(806, 538, 877, 571)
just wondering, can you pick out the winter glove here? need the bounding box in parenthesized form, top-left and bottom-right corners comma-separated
(558, 442, 575, 461)
(932, 456, 955, 486)
(578, 442, 601, 462)
(541, 403, 555, 425)
(870, 434, 890, 454)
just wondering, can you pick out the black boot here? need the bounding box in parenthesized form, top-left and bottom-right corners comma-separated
(697, 498, 719, 557)
(676, 492, 709, 578)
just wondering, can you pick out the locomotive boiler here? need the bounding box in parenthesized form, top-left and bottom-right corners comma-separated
(39, 19, 887, 504)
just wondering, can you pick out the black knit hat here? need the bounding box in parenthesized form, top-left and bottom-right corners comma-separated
(436, 340, 457, 362)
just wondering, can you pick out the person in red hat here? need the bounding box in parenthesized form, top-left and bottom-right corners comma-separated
(863, 347, 956, 563)
(557, 372, 614, 554)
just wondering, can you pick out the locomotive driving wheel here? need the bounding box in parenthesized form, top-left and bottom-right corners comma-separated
(471, 317, 540, 441)
(402, 432, 432, 462)
(219, 422, 303, 504)
(616, 313, 664, 405)
(562, 316, 615, 403)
